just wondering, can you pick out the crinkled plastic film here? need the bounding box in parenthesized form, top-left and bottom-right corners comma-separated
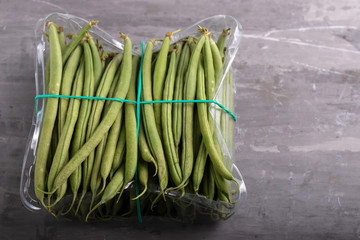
(20, 12, 246, 222)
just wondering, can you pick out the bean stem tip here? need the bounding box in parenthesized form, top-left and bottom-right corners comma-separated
(89, 20, 99, 27)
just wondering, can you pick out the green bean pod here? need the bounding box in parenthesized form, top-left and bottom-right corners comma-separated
(34, 22, 62, 205)
(216, 28, 230, 59)
(62, 21, 98, 65)
(117, 55, 140, 199)
(139, 119, 157, 176)
(189, 37, 197, 53)
(104, 63, 121, 112)
(47, 59, 84, 193)
(57, 26, 66, 53)
(86, 165, 125, 222)
(179, 31, 206, 188)
(89, 134, 107, 206)
(207, 163, 215, 200)
(162, 50, 182, 186)
(141, 40, 168, 194)
(173, 40, 190, 148)
(153, 32, 171, 136)
(210, 37, 228, 152)
(75, 41, 96, 210)
(88, 35, 103, 90)
(209, 160, 230, 202)
(99, 110, 122, 190)
(193, 106, 202, 157)
(133, 159, 148, 199)
(68, 42, 95, 215)
(110, 118, 125, 178)
(58, 46, 82, 136)
(45, 58, 50, 94)
(192, 37, 224, 193)
(196, 35, 234, 181)
(204, 36, 216, 105)
(210, 38, 223, 86)
(52, 34, 132, 193)
(192, 141, 208, 194)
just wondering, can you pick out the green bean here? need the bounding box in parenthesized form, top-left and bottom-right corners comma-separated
(104, 63, 121, 112)
(45, 58, 50, 94)
(204, 35, 216, 106)
(139, 118, 158, 176)
(162, 50, 182, 186)
(57, 26, 66, 53)
(62, 21, 98, 65)
(141, 39, 168, 196)
(74, 41, 96, 212)
(216, 28, 230, 59)
(202, 167, 209, 197)
(58, 46, 82, 136)
(174, 42, 183, 63)
(193, 106, 202, 157)
(133, 159, 148, 200)
(210, 37, 228, 153)
(110, 118, 125, 178)
(151, 52, 158, 73)
(153, 32, 171, 137)
(189, 37, 197, 53)
(65, 162, 81, 215)
(217, 190, 229, 203)
(209, 161, 230, 202)
(112, 57, 138, 202)
(34, 21, 62, 206)
(50, 122, 58, 173)
(123, 55, 140, 190)
(88, 34, 103, 90)
(68, 42, 95, 216)
(89, 133, 107, 207)
(99, 111, 122, 193)
(179, 28, 206, 189)
(47, 59, 84, 199)
(210, 38, 223, 86)
(100, 50, 108, 70)
(192, 141, 207, 194)
(51, 34, 132, 194)
(196, 34, 234, 181)
(207, 163, 215, 200)
(192, 37, 223, 194)
(86, 165, 125, 222)
(173, 40, 190, 148)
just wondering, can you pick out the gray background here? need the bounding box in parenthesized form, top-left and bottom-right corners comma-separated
(1, 0, 360, 239)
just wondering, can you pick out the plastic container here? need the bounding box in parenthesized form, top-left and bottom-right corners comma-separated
(20, 12, 246, 222)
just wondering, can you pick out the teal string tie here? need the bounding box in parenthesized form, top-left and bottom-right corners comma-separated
(134, 41, 146, 223)
(35, 97, 236, 121)
(34, 41, 237, 223)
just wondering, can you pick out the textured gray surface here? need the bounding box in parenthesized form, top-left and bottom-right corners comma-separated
(1, 0, 360, 239)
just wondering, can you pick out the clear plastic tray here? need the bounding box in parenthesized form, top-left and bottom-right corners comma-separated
(20, 12, 246, 222)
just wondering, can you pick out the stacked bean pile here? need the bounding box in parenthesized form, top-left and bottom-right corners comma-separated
(34, 20, 237, 221)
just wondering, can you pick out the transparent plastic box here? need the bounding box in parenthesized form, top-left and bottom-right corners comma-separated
(20, 12, 246, 222)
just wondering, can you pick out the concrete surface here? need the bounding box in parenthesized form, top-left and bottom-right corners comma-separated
(1, 0, 360, 239)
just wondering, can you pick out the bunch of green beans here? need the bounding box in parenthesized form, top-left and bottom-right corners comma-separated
(34, 21, 237, 221)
